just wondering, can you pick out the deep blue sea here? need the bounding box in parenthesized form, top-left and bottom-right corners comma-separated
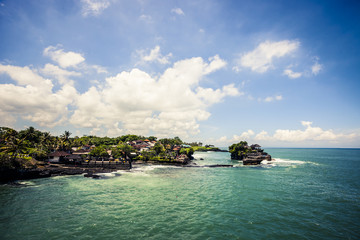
(1, 148, 359, 239)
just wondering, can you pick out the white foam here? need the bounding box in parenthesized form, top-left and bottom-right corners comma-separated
(16, 180, 36, 186)
(115, 164, 181, 176)
(272, 158, 306, 164)
(97, 172, 116, 178)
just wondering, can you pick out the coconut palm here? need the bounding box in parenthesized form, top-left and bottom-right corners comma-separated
(118, 144, 134, 168)
(59, 131, 72, 151)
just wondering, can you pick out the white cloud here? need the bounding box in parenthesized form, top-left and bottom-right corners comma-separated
(0, 64, 77, 127)
(171, 8, 185, 15)
(196, 84, 242, 105)
(1, 46, 238, 137)
(91, 65, 108, 74)
(204, 55, 227, 74)
(70, 55, 237, 137)
(260, 95, 283, 102)
(311, 62, 323, 75)
(137, 45, 172, 65)
(139, 14, 152, 22)
(0, 64, 51, 88)
(40, 64, 81, 85)
(44, 46, 85, 68)
(81, 0, 110, 17)
(254, 131, 271, 141)
(273, 121, 338, 142)
(283, 69, 302, 79)
(216, 130, 255, 144)
(217, 121, 359, 147)
(240, 40, 300, 73)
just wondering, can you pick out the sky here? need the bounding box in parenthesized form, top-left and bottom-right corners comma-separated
(0, 0, 360, 147)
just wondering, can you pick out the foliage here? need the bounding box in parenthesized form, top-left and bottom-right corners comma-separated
(159, 136, 183, 147)
(90, 146, 109, 158)
(180, 147, 194, 158)
(192, 146, 221, 152)
(153, 142, 165, 155)
(118, 144, 134, 159)
(0, 126, 207, 168)
(228, 141, 249, 160)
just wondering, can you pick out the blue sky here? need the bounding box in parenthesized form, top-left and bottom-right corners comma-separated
(0, 0, 359, 147)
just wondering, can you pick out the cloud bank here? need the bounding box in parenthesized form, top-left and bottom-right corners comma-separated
(0, 46, 239, 138)
(217, 121, 359, 147)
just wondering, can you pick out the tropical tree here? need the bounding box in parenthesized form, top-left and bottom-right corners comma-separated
(19, 126, 41, 145)
(59, 131, 72, 151)
(118, 144, 134, 168)
(153, 142, 165, 155)
(229, 141, 249, 160)
(0, 128, 30, 168)
(180, 147, 194, 159)
(90, 146, 109, 159)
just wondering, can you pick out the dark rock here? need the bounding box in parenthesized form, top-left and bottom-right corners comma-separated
(207, 164, 233, 168)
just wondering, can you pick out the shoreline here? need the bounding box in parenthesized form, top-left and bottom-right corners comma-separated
(0, 163, 131, 184)
(1, 149, 229, 184)
(0, 159, 194, 183)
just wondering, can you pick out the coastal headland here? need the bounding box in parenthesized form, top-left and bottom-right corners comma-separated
(1, 127, 271, 183)
(0, 126, 216, 183)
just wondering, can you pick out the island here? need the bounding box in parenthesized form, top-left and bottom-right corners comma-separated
(229, 141, 272, 165)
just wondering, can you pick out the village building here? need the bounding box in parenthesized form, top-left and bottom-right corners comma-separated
(48, 151, 70, 163)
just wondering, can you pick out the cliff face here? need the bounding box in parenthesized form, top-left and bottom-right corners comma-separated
(242, 152, 272, 165)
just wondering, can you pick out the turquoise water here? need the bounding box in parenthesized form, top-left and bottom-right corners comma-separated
(1, 149, 359, 239)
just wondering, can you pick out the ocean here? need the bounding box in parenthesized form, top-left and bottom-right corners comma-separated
(1, 148, 359, 239)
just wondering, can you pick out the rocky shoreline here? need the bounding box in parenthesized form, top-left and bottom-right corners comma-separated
(0, 164, 131, 183)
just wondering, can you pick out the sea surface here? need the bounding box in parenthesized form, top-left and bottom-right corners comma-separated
(1, 148, 359, 240)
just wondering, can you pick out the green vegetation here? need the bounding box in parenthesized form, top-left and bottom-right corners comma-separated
(192, 146, 221, 152)
(180, 147, 194, 158)
(0, 126, 200, 170)
(228, 141, 249, 160)
(90, 146, 109, 159)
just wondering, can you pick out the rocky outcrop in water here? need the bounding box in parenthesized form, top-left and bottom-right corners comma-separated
(242, 152, 271, 165)
(0, 164, 130, 183)
(229, 142, 271, 165)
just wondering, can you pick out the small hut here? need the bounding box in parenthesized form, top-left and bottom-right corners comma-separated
(48, 151, 70, 163)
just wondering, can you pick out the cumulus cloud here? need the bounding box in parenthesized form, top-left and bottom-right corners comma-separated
(44, 46, 85, 68)
(91, 65, 108, 74)
(1, 45, 239, 137)
(283, 69, 302, 79)
(0, 64, 77, 127)
(217, 130, 255, 144)
(137, 46, 172, 65)
(311, 62, 323, 75)
(70, 55, 237, 137)
(216, 121, 359, 147)
(171, 8, 185, 15)
(40, 64, 81, 85)
(240, 40, 300, 73)
(262, 95, 283, 102)
(272, 121, 339, 142)
(81, 0, 110, 17)
(196, 84, 241, 105)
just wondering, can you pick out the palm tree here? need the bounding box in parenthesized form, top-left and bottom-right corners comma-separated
(60, 131, 72, 151)
(0, 129, 29, 167)
(118, 144, 134, 169)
